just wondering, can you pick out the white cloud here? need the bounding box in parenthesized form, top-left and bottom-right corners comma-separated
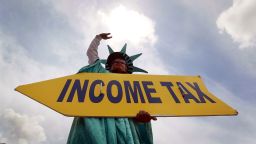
(0, 28, 71, 144)
(98, 5, 157, 48)
(217, 0, 256, 48)
(0, 133, 7, 144)
(0, 109, 46, 144)
(96, 5, 168, 74)
(50, 1, 168, 74)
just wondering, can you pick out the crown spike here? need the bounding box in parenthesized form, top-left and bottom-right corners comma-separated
(132, 66, 148, 73)
(107, 45, 114, 54)
(130, 53, 142, 61)
(120, 43, 127, 53)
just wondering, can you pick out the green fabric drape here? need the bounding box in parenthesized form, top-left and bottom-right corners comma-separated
(67, 60, 153, 144)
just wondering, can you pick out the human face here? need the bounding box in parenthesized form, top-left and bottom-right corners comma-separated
(110, 58, 128, 73)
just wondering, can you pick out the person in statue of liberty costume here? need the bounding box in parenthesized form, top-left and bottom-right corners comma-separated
(67, 33, 157, 144)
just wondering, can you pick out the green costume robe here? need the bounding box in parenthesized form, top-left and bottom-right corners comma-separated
(67, 60, 153, 144)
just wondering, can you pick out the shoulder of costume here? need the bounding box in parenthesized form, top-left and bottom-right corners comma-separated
(77, 59, 108, 73)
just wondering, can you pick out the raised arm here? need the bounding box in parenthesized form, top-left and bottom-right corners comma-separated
(86, 33, 112, 64)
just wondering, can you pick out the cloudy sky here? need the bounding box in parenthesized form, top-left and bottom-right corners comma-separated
(1, 0, 256, 143)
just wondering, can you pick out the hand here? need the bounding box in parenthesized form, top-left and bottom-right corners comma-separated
(98, 33, 112, 40)
(134, 110, 157, 123)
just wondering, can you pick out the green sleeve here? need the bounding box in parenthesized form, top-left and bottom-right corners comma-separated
(128, 119, 154, 144)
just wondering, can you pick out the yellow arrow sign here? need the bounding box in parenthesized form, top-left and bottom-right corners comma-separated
(15, 73, 238, 117)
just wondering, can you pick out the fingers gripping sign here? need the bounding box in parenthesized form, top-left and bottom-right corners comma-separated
(134, 110, 157, 123)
